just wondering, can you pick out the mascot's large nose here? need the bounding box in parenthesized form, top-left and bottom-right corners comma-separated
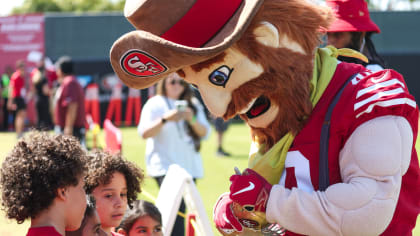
(199, 87, 231, 117)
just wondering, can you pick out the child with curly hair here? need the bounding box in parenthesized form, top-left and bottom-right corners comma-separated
(84, 150, 144, 236)
(0, 131, 88, 236)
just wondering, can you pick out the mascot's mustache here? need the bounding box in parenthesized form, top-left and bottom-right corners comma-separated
(224, 70, 281, 121)
(223, 51, 313, 149)
(224, 48, 313, 121)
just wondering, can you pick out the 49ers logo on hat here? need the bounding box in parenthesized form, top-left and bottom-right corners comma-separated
(121, 50, 168, 77)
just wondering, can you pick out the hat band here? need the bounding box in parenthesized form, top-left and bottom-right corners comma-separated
(161, 0, 243, 48)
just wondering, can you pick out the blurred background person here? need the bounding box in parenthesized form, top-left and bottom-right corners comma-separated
(31, 57, 53, 130)
(137, 72, 210, 236)
(54, 56, 86, 144)
(30, 55, 58, 88)
(1, 65, 13, 131)
(213, 117, 231, 157)
(116, 200, 163, 236)
(7, 60, 27, 138)
(326, 0, 387, 71)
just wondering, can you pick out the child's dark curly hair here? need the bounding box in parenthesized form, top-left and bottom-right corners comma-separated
(84, 150, 143, 207)
(0, 132, 87, 224)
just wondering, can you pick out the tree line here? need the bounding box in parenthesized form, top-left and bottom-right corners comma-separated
(12, 0, 125, 14)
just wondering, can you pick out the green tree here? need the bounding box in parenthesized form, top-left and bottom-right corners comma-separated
(12, 0, 125, 14)
(12, 0, 61, 14)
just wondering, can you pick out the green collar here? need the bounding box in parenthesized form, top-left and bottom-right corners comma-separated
(248, 46, 340, 184)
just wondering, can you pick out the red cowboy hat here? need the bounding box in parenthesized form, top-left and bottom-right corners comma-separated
(326, 0, 380, 33)
(110, 0, 264, 89)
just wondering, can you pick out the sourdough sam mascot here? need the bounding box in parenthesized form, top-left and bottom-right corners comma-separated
(111, 0, 420, 235)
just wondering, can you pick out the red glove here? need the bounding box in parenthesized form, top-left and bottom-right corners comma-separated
(229, 168, 272, 212)
(213, 193, 243, 235)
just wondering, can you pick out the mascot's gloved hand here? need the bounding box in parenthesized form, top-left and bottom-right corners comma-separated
(229, 168, 272, 212)
(213, 192, 243, 235)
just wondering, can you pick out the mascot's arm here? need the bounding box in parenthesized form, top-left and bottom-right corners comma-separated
(266, 115, 413, 236)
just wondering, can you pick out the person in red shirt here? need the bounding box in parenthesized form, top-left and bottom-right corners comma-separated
(54, 56, 86, 143)
(326, 0, 387, 71)
(0, 131, 88, 236)
(7, 60, 27, 138)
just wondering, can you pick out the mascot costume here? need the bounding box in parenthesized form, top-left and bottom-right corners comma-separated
(110, 0, 420, 235)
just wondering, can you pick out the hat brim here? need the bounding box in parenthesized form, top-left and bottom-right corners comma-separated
(328, 17, 380, 33)
(110, 0, 264, 89)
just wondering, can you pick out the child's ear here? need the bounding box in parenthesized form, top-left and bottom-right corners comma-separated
(117, 228, 127, 235)
(56, 187, 67, 201)
(253, 21, 280, 48)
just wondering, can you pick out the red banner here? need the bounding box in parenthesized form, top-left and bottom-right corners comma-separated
(0, 14, 45, 73)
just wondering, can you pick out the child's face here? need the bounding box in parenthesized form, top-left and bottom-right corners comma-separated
(65, 176, 87, 231)
(92, 172, 128, 232)
(82, 211, 107, 236)
(66, 211, 107, 236)
(128, 216, 163, 236)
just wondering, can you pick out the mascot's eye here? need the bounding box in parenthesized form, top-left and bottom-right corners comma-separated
(208, 65, 233, 87)
(244, 206, 255, 212)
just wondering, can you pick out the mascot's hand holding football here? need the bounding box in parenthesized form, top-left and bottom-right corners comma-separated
(213, 193, 243, 235)
(214, 168, 274, 235)
(230, 168, 272, 213)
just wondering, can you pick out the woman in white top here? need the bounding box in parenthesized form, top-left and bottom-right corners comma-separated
(137, 72, 210, 236)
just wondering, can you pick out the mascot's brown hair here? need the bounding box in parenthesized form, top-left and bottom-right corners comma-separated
(181, 0, 333, 150)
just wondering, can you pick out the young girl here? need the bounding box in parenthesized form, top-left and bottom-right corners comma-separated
(117, 200, 163, 236)
(84, 150, 144, 236)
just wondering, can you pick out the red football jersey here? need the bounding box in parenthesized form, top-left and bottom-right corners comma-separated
(280, 62, 420, 236)
(27, 227, 62, 236)
(10, 70, 25, 98)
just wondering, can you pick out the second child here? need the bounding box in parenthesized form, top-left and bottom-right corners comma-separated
(84, 150, 144, 236)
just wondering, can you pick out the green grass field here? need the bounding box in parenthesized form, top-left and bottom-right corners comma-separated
(0, 123, 419, 235)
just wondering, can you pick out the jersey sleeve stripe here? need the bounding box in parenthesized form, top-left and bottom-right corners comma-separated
(355, 98, 417, 118)
(354, 88, 406, 111)
(356, 78, 406, 99)
(351, 71, 373, 85)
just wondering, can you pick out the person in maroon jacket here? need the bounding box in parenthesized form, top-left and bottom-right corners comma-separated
(54, 56, 86, 143)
